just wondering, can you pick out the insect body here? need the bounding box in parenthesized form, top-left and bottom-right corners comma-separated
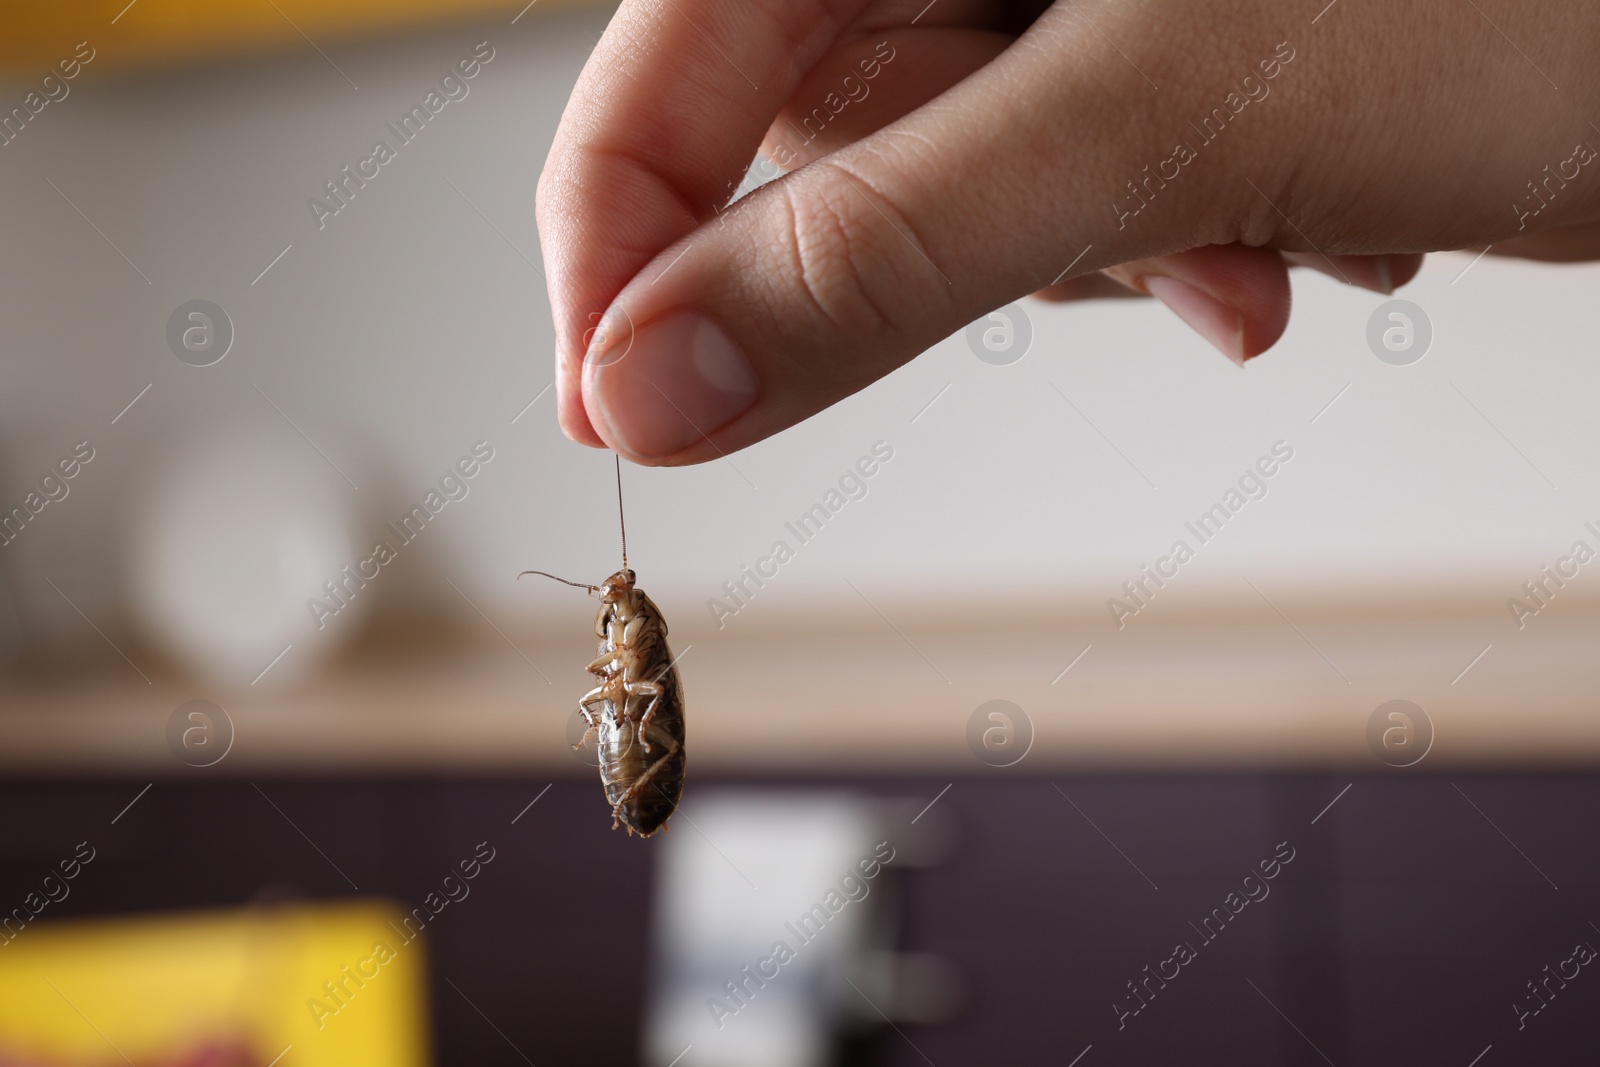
(519, 457, 685, 837)
(580, 567, 685, 836)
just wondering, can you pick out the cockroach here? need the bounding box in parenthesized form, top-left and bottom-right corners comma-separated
(519, 457, 685, 837)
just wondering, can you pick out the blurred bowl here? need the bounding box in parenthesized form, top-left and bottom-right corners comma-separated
(121, 418, 365, 691)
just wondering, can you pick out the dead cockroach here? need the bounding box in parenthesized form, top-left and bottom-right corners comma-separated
(519, 457, 685, 837)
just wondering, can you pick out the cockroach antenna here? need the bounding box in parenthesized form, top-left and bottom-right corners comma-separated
(517, 570, 599, 592)
(615, 453, 628, 571)
(518, 455, 630, 595)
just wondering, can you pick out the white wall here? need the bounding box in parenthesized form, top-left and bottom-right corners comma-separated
(2, 3, 1596, 669)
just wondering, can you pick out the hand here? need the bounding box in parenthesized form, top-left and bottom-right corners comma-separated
(537, 0, 1600, 464)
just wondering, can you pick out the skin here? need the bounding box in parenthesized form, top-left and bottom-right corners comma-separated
(537, 0, 1600, 465)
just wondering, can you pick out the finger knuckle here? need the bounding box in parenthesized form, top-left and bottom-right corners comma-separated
(776, 164, 937, 338)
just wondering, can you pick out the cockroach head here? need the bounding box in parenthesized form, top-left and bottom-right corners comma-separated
(598, 568, 637, 601)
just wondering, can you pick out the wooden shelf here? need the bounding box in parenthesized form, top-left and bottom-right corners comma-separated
(7, 590, 1599, 775)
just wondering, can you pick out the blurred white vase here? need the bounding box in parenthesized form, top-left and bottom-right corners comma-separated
(123, 418, 365, 691)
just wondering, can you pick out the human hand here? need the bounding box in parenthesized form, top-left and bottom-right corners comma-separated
(537, 0, 1600, 464)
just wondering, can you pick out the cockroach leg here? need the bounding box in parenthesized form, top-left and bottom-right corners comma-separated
(574, 687, 614, 750)
(631, 663, 677, 746)
(572, 721, 598, 751)
(624, 680, 663, 750)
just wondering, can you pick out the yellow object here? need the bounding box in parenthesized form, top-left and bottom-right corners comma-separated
(0, 0, 590, 77)
(0, 901, 429, 1066)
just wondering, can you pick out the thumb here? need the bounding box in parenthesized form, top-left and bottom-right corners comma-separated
(581, 13, 1268, 463)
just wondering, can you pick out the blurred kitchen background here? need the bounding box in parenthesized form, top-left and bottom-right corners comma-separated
(1, 1, 1598, 1064)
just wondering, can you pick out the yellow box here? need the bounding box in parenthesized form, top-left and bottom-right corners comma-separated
(0, 901, 429, 1066)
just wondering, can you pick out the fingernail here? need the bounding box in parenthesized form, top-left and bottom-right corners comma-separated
(1389, 253, 1426, 289)
(1281, 252, 1393, 294)
(1143, 275, 1246, 366)
(589, 309, 760, 458)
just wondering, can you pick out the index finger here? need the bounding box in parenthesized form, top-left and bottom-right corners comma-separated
(536, 0, 873, 444)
